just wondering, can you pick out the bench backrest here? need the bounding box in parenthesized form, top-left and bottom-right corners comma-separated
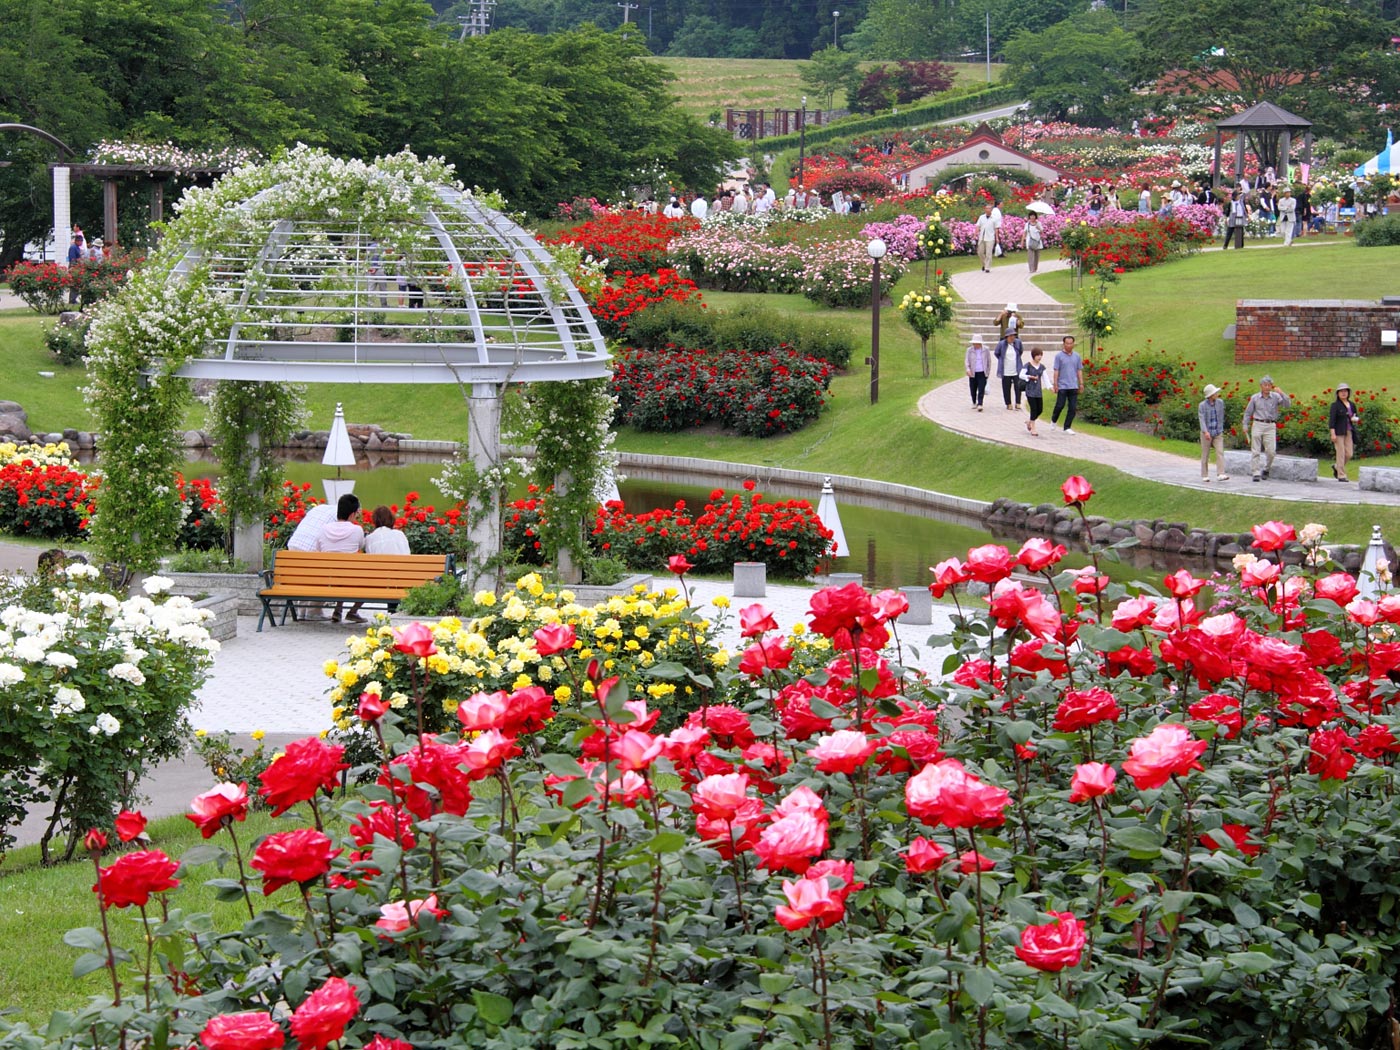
(271, 550, 450, 595)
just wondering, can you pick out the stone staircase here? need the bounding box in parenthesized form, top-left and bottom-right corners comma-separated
(952, 302, 1077, 354)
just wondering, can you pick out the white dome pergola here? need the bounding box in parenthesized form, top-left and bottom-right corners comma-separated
(168, 184, 609, 385)
(143, 156, 612, 578)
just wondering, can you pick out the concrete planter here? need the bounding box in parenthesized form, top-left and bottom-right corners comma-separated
(166, 572, 264, 616)
(563, 574, 654, 604)
(193, 594, 240, 642)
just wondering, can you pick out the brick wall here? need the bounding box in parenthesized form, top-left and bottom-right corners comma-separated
(1235, 300, 1400, 363)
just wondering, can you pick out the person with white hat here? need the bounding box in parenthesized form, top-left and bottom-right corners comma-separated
(993, 303, 1024, 411)
(1198, 383, 1230, 482)
(964, 335, 990, 411)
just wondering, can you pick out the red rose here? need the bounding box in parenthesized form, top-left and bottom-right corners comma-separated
(1014, 911, 1086, 971)
(963, 544, 1013, 584)
(808, 581, 875, 637)
(250, 828, 340, 894)
(1016, 537, 1067, 573)
(1187, 694, 1243, 739)
(903, 836, 949, 873)
(1060, 475, 1094, 505)
(1250, 521, 1296, 552)
(533, 623, 576, 656)
(199, 1011, 285, 1050)
(739, 603, 779, 637)
(1053, 687, 1122, 732)
(1163, 569, 1205, 599)
(379, 738, 475, 818)
(666, 553, 694, 575)
(1109, 596, 1157, 631)
(906, 759, 1010, 829)
(1121, 724, 1207, 789)
(114, 809, 146, 843)
(258, 737, 348, 817)
(1200, 823, 1262, 857)
(392, 621, 437, 658)
(1313, 572, 1360, 607)
(1355, 724, 1400, 758)
(503, 685, 554, 735)
(774, 874, 845, 931)
(930, 557, 970, 598)
(1068, 762, 1116, 803)
(807, 729, 877, 775)
(84, 828, 108, 853)
(957, 849, 995, 873)
(289, 976, 361, 1050)
(1307, 727, 1356, 781)
(686, 705, 756, 749)
(738, 637, 795, 677)
(357, 692, 389, 723)
(187, 782, 250, 838)
(94, 849, 180, 909)
(363, 1038, 414, 1050)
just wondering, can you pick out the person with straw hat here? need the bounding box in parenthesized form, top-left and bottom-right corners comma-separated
(1198, 383, 1230, 483)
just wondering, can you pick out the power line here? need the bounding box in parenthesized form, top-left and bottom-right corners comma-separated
(458, 0, 496, 40)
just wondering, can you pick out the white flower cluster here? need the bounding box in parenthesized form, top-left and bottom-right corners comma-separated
(88, 140, 262, 172)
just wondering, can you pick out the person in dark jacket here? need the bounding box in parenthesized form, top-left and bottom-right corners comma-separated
(1328, 382, 1360, 482)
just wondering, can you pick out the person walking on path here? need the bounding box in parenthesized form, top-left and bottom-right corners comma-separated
(1021, 349, 1047, 436)
(965, 335, 990, 411)
(993, 304, 1024, 410)
(1329, 382, 1360, 482)
(1223, 189, 1248, 249)
(975, 202, 999, 272)
(1277, 188, 1296, 246)
(1242, 375, 1292, 481)
(1295, 185, 1312, 239)
(1050, 336, 1084, 434)
(1198, 384, 1230, 482)
(1024, 214, 1044, 273)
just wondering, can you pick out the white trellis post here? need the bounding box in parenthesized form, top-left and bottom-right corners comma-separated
(467, 383, 503, 590)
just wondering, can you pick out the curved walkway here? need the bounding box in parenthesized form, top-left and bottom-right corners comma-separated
(927, 252, 1400, 506)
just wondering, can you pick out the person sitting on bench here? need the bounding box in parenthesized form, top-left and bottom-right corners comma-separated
(314, 493, 366, 622)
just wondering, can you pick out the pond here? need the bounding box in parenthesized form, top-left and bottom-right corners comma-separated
(173, 449, 1196, 590)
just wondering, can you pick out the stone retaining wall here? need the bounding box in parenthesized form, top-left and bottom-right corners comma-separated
(982, 497, 1384, 574)
(1235, 300, 1400, 363)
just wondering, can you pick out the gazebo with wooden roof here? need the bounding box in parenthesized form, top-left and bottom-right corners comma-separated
(1212, 102, 1313, 188)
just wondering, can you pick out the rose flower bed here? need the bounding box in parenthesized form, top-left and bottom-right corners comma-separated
(13, 478, 1400, 1048)
(542, 211, 698, 273)
(265, 481, 465, 557)
(610, 344, 835, 437)
(501, 482, 835, 579)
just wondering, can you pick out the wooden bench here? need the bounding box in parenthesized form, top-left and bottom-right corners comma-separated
(257, 551, 453, 631)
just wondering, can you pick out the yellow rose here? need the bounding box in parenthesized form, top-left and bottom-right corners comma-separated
(251, 729, 265, 741)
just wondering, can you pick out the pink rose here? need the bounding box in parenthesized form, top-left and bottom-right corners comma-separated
(739, 603, 779, 637)
(903, 836, 949, 873)
(391, 622, 437, 658)
(1121, 724, 1207, 789)
(964, 544, 1013, 583)
(1068, 762, 1117, 803)
(806, 729, 877, 775)
(1060, 475, 1094, 505)
(1017, 537, 1067, 573)
(1250, 521, 1296, 552)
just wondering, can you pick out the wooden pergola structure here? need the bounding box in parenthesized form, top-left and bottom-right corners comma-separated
(47, 162, 231, 248)
(1212, 102, 1313, 188)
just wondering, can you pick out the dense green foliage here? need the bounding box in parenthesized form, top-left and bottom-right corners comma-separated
(0, 5, 735, 263)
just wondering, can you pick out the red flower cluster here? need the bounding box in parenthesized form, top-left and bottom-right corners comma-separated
(583, 268, 702, 338)
(543, 211, 698, 272)
(0, 459, 98, 539)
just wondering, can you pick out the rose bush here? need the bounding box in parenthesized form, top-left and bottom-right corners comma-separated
(0, 567, 218, 863)
(10, 484, 1400, 1048)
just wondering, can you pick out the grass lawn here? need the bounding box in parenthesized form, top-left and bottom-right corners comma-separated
(651, 57, 1004, 120)
(0, 811, 284, 1025)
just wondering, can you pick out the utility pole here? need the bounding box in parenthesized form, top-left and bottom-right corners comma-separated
(458, 0, 496, 40)
(798, 96, 807, 188)
(985, 11, 991, 83)
(618, 1, 639, 23)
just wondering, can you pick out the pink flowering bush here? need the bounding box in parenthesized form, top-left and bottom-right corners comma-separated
(12, 486, 1400, 1049)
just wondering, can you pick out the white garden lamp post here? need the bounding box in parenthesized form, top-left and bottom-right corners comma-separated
(322, 403, 358, 505)
(867, 238, 886, 405)
(817, 476, 849, 557)
(1358, 524, 1389, 599)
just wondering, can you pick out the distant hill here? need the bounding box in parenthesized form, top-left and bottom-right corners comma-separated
(652, 57, 1006, 121)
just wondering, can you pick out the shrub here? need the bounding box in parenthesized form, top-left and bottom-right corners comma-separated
(1354, 212, 1400, 247)
(3, 261, 71, 314)
(0, 569, 215, 862)
(174, 473, 227, 551)
(592, 482, 833, 577)
(583, 268, 704, 340)
(611, 345, 835, 436)
(44, 314, 93, 365)
(808, 169, 900, 200)
(0, 459, 97, 540)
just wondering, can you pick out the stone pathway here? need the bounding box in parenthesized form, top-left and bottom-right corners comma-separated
(926, 253, 1400, 506)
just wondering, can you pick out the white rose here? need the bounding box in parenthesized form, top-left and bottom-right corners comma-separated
(13, 638, 47, 663)
(94, 712, 121, 735)
(0, 662, 23, 687)
(45, 651, 78, 669)
(142, 575, 174, 595)
(108, 662, 146, 686)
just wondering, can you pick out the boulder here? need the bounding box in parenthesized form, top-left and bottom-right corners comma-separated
(0, 414, 32, 441)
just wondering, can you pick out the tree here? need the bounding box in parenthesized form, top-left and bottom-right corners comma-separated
(1004, 11, 1140, 126)
(666, 14, 762, 57)
(799, 46, 862, 110)
(849, 0, 956, 60)
(1132, 0, 1395, 132)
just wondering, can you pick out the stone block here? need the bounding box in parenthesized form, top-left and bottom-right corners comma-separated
(828, 572, 863, 589)
(1358, 467, 1400, 494)
(733, 561, 766, 598)
(1221, 450, 1317, 482)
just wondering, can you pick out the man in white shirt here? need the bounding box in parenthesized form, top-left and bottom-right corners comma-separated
(287, 503, 336, 551)
(753, 185, 772, 214)
(761, 183, 776, 210)
(690, 194, 709, 220)
(730, 189, 750, 215)
(974, 203, 1000, 272)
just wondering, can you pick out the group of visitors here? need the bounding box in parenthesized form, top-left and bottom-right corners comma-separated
(285, 493, 411, 621)
(1198, 377, 1360, 483)
(965, 308, 1083, 437)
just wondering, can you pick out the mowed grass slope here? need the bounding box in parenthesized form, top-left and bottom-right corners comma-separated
(651, 57, 1004, 120)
